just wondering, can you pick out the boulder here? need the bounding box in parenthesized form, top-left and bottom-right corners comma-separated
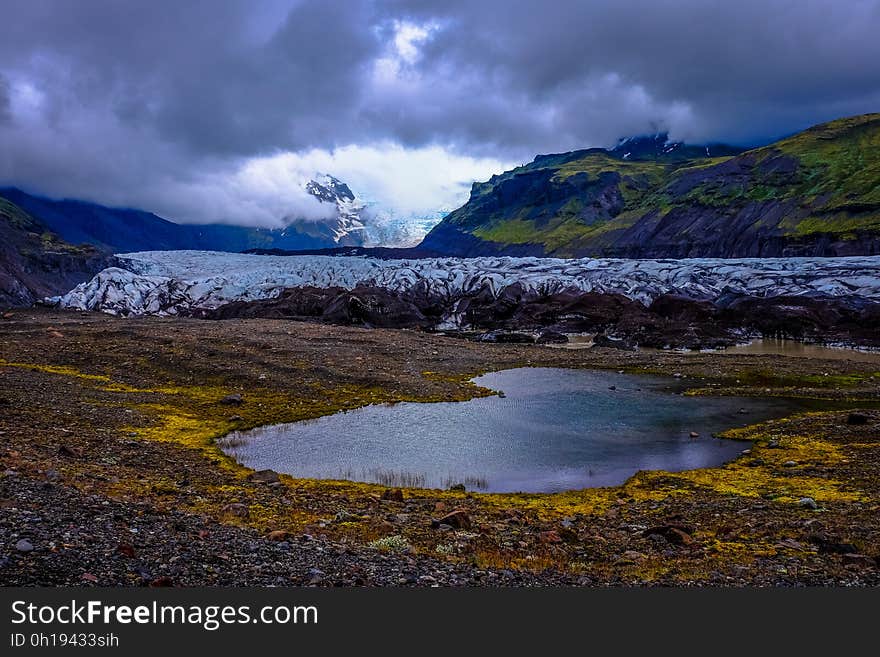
(432, 509, 471, 530)
(248, 469, 281, 484)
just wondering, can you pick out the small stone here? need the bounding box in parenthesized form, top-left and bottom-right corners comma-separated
(334, 510, 361, 522)
(116, 543, 136, 558)
(643, 525, 693, 546)
(219, 393, 244, 405)
(150, 576, 174, 587)
(608, 385, 617, 391)
(381, 488, 405, 502)
(81, 573, 98, 583)
(673, 373, 682, 378)
(58, 444, 82, 458)
(308, 568, 325, 584)
(248, 469, 280, 484)
(740, 449, 752, 455)
(846, 412, 869, 426)
(689, 431, 699, 438)
(536, 330, 568, 344)
(228, 415, 244, 421)
(783, 460, 797, 468)
(434, 509, 471, 529)
(538, 530, 562, 544)
(222, 503, 249, 518)
(799, 497, 818, 510)
(618, 550, 646, 563)
(775, 538, 806, 551)
(842, 553, 876, 568)
(767, 439, 781, 449)
(267, 530, 289, 541)
(558, 526, 579, 542)
(45, 469, 61, 482)
(15, 539, 34, 553)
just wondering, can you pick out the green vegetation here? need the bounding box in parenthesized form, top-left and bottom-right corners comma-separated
(429, 113, 880, 256)
(0, 197, 41, 231)
(1, 197, 98, 256)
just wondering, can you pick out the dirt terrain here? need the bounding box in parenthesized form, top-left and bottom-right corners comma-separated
(1, 308, 879, 586)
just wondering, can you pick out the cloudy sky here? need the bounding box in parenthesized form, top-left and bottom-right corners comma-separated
(1, 0, 879, 237)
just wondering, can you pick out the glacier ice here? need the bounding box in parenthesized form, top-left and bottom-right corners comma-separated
(50, 250, 880, 317)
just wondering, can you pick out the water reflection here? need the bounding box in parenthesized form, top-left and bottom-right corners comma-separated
(220, 368, 828, 493)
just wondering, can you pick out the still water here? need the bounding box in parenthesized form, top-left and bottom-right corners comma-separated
(221, 367, 825, 493)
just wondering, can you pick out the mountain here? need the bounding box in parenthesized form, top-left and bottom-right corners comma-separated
(0, 174, 368, 254)
(0, 197, 111, 306)
(420, 113, 880, 258)
(286, 175, 366, 246)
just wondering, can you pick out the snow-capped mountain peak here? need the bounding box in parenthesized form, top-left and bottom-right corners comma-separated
(285, 174, 367, 245)
(304, 174, 356, 204)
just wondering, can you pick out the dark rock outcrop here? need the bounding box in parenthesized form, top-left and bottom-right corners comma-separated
(0, 198, 112, 307)
(197, 283, 880, 350)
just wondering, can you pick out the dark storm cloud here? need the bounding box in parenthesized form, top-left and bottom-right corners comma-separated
(1, 0, 878, 223)
(0, 74, 10, 123)
(384, 0, 880, 147)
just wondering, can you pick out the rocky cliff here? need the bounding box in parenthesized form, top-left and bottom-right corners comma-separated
(420, 114, 880, 258)
(0, 198, 111, 307)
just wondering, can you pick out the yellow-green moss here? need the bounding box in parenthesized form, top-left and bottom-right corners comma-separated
(0, 359, 113, 383)
(5, 355, 876, 574)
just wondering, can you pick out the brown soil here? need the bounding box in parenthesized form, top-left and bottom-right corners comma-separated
(1, 308, 878, 586)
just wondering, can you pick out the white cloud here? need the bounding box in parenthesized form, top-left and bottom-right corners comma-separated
(244, 143, 510, 217)
(373, 19, 439, 83)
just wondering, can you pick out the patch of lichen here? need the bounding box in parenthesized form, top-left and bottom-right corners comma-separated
(6, 350, 879, 580)
(479, 488, 618, 519)
(629, 418, 868, 505)
(730, 369, 880, 389)
(617, 538, 783, 583)
(0, 359, 114, 383)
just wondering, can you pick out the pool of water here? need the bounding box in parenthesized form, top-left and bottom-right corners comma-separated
(220, 368, 830, 493)
(717, 338, 880, 363)
(555, 335, 880, 363)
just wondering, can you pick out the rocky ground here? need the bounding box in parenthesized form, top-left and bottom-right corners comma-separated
(1, 308, 879, 586)
(200, 284, 880, 350)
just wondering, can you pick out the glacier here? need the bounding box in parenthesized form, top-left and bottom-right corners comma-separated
(49, 250, 880, 318)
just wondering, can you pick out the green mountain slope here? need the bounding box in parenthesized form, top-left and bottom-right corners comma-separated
(420, 113, 880, 258)
(0, 198, 110, 306)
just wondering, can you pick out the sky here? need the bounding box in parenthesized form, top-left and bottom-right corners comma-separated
(1, 0, 879, 242)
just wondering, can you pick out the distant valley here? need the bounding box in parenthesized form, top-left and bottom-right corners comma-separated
(0, 175, 369, 255)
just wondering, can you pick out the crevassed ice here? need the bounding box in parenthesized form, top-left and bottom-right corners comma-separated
(49, 250, 880, 317)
